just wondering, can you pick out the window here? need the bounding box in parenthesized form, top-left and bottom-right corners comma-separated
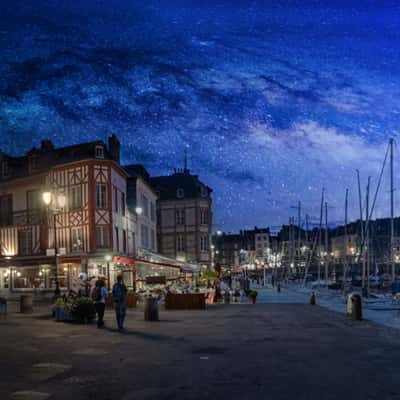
(176, 209, 185, 225)
(96, 184, 107, 209)
(176, 235, 185, 252)
(200, 208, 208, 225)
(123, 230, 127, 253)
(150, 202, 155, 222)
(176, 188, 184, 198)
(71, 227, 83, 252)
(121, 193, 126, 216)
(18, 229, 32, 256)
(1, 161, 9, 178)
(0, 195, 12, 226)
(114, 187, 118, 213)
(200, 186, 208, 197)
(96, 226, 110, 249)
(200, 235, 209, 252)
(115, 227, 119, 251)
(141, 194, 149, 217)
(141, 224, 149, 249)
(69, 186, 82, 210)
(27, 190, 40, 210)
(150, 229, 155, 250)
(95, 145, 104, 158)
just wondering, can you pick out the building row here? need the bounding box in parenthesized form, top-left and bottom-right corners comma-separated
(0, 135, 212, 297)
(213, 219, 400, 276)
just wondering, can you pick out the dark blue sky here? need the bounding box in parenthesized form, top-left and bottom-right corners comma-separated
(1, 1, 400, 232)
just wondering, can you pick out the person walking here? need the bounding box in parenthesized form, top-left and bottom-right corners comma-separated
(112, 275, 127, 332)
(92, 279, 107, 328)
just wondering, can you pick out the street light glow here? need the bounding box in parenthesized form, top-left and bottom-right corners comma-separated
(42, 191, 52, 206)
(135, 206, 143, 215)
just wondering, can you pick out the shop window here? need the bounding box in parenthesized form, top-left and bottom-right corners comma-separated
(18, 229, 32, 256)
(96, 184, 107, 209)
(69, 186, 82, 210)
(96, 226, 110, 249)
(12, 267, 48, 289)
(71, 227, 83, 252)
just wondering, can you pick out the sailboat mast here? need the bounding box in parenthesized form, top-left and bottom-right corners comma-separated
(357, 170, 365, 290)
(343, 188, 349, 290)
(365, 177, 371, 296)
(325, 202, 329, 284)
(390, 138, 395, 284)
(318, 189, 325, 289)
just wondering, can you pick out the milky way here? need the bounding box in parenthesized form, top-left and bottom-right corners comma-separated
(1, 0, 400, 232)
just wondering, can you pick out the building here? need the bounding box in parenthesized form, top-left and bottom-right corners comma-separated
(150, 167, 212, 268)
(124, 164, 158, 255)
(213, 227, 270, 271)
(0, 135, 136, 297)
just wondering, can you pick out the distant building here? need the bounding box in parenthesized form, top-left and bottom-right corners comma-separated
(213, 227, 270, 271)
(124, 164, 158, 254)
(150, 167, 212, 267)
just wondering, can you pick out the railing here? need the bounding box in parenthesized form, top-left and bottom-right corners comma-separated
(0, 210, 45, 227)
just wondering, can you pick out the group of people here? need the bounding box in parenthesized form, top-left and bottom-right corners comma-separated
(91, 275, 128, 332)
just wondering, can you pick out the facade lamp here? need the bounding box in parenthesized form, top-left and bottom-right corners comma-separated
(135, 206, 143, 215)
(42, 191, 52, 206)
(57, 194, 66, 209)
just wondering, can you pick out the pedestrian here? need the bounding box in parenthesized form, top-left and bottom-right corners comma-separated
(112, 275, 127, 332)
(92, 279, 107, 328)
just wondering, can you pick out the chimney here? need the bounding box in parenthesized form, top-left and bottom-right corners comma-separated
(108, 134, 120, 164)
(41, 139, 54, 152)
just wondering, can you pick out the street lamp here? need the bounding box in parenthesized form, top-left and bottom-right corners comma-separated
(42, 190, 66, 296)
(105, 254, 112, 290)
(216, 230, 223, 236)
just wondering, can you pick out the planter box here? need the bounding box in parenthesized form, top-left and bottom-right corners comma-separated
(106, 292, 137, 308)
(165, 293, 206, 310)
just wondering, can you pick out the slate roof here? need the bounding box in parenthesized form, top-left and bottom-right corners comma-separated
(150, 169, 212, 201)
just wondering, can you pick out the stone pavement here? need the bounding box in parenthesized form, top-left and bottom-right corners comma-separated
(2, 303, 400, 400)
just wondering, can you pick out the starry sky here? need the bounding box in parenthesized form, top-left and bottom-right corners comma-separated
(1, 0, 400, 232)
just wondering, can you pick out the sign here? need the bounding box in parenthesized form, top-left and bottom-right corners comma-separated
(146, 276, 166, 285)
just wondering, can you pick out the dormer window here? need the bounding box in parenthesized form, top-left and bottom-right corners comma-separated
(28, 155, 37, 173)
(95, 145, 104, 159)
(201, 186, 208, 198)
(1, 161, 9, 178)
(176, 188, 184, 199)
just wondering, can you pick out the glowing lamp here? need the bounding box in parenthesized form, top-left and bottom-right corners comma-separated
(42, 191, 52, 206)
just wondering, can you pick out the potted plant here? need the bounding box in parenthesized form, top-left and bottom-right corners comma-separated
(53, 297, 67, 321)
(70, 297, 96, 323)
(248, 290, 258, 304)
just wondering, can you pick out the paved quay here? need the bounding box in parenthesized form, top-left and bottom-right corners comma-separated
(2, 302, 400, 400)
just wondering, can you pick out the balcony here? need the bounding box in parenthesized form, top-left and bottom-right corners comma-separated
(0, 209, 45, 228)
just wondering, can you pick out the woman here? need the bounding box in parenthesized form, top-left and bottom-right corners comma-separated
(92, 279, 107, 328)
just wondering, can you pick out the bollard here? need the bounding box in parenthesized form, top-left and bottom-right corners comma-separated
(350, 294, 362, 320)
(20, 295, 34, 314)
(0, 297, 7, 315)
(277, 283, 281, 293)
(310, 291, 316, 305)
(144, 296, 159, 321)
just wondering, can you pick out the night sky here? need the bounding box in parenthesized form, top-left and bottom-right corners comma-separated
(1, 1, 400, 232)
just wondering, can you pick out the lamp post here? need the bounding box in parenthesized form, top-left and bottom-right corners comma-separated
(42, 190, 66, 295)
(105, 254, 112, 290)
